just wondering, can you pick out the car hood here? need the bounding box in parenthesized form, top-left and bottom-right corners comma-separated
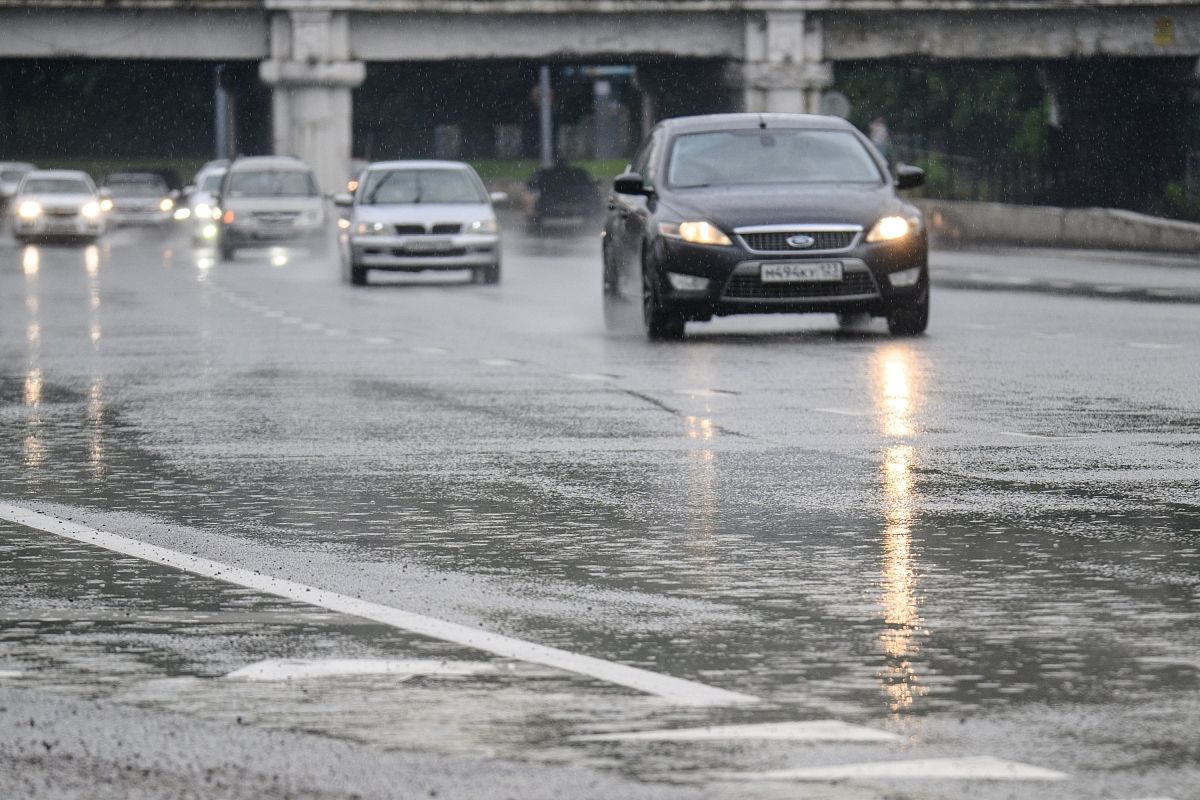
(660, 183, 912, 230)
(354, 203, 494, 225)
(20, 192, 95, 210)
(222, 196, 323, 213)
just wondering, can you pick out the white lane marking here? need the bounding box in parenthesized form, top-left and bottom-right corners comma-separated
(364, 336, 393, 345)
(998, 431, 1084, 441)
(1137, 656, 1200, 669)
(280, 316, 303, 325)
(264, 310, 284, 319)
(0, 503, 757, 707)
(300, 323, 324, 332)
(0, 670, 23, 679)
(324, 328, 348, 337)
(574, 721, 899, 743)
(412, 346, 449, 355)
(226, 658, 497, 682)
(480, 358, 520, 367)
(567, 372, 619, 382)
(673, 388, 737, 397)
(812, 408, 871, 417)
(1046, 280, 1076, 290)
(715, 756, 1068, 782)
(1128, 342, 1182, 351)
(1146, 288, 1183, 298)
(1095, 285, 1128, 294)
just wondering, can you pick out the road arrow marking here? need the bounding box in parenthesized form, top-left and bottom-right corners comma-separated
(574, 720, 899, 743)
(713, 755, 1068, 782)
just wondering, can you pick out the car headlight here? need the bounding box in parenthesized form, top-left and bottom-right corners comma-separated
(467, 219, 497, 234)
(173, 207, 191, 220)
(658, 220, 732, 246)
(355, 221, 386, 235)
(159, 198, 174, 212)
(866, 215, 918, 243)
(17, 200, 42, 219)
(99, 198, 114, 212)
(194, 203, 211, 219)
(81, 201, 101, 219)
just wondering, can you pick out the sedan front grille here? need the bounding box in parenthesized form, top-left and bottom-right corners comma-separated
(722, 270, 878, 300)
(738, 230, 857, 253)
(395, 224, 425, 235)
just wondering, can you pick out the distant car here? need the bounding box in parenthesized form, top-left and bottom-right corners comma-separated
(11, 169, 106, 244)
(0, 161, 37, 212)
(179, 166, 226, 243)
(525, 160, 600, 233)
(604, 113, 929, 339)
(346, 158, 369, 193)
(335, 160, 503, 286)
(101, 172, 176, 225)
(214, 156, 325, 260)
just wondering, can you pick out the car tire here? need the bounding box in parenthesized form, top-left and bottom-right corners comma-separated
(479, 261, 501, 285)
(887, 282, 930, 336)
(219, 238, 236, 262)
(642, 260, 685, 340)
(349, 263, 368, 286)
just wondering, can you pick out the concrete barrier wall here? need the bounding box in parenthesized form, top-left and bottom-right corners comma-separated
(916, 199, 1200, 255)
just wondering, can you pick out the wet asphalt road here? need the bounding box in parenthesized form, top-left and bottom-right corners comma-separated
(0, 218, 1198, 800)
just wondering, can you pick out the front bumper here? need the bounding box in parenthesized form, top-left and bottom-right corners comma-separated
(223, 218, 324, 244)
(109, 207, 172, 225)
(653, 234, 927, 318)
(351, 233, 499, 270)
(14, 213, 105, 239)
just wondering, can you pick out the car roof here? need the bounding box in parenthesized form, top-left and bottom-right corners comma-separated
(365, 160, 475, 171)
(228, 156, 313, 172)
(0, 162, 37, 170)
(655, 113, 858, 135)
(22, 169, 92, 181)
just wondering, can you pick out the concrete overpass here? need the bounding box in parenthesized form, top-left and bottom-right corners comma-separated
(2, 0, 1198, 193)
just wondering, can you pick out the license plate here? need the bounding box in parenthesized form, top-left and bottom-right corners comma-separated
(761, 261, 843, 283)
(407, 238, 454, 253)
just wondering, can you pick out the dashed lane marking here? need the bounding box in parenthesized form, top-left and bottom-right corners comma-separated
(812, 408, 871, 417)
(567, 373, 620, 382)
(412, 346, 449, 354)
(998, 431, 1085, 441)
(1128, 342, 1183, 350)
(364, 336, 393, 345)
(574, 721, 899, 743)
(713, 756, 1069, 782)
(0, 502, 757, 708)
(673, 388, 738, 397)
(479, 358, 520, 367)
(226, 658, 498, 682)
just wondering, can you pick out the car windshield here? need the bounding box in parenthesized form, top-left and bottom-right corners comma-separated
(105, 178, 167, 197)
(361, 169, 485, 205)
(22, 178, 91, 194)
(227, 170, 317, 198)
(2, 169, 30, 182)
(666, 129, 883, 188)
(200, 173, 224, 192)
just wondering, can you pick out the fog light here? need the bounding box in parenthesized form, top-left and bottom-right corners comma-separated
(667, 272, 711, 292)
(889, 267, 922, 287)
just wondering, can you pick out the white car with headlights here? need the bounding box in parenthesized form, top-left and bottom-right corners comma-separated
(101, 172, 176, 225)
(214, 156, 325, 260)
(1, 161, 37, 212)
(178, 166, 226, 243)
(335, 160, 503, 286)
(11, 170, 106, 243)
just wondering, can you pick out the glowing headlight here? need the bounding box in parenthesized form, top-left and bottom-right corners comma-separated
(173, 207, 191, 221)
(194, 203, 211, 219)
(467, 219, 497, 234)
(866, 215, 916, 243)
(201, 223, 218, 239)
(99, 198, 114, 212)
(81, 201, 101, 219)
(159, 198, 174, 212)
(355, 221, 386, 235)
(17, 200, 42, 219)
(658, 220, 732, 246)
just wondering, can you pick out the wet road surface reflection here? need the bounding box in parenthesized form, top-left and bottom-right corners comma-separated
(1, 225, 1198, 797)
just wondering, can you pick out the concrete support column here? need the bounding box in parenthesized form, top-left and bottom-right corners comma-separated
(259, 8, 364, 195)
(738, 11, 832, 114)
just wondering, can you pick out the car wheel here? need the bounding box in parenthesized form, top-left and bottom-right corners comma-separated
(642, 260, 685, 340)
(887, 282, 930, 336)
(479, 261, 501, 285)
(219, 238, 236, 262)
(349, 263, 368, 286)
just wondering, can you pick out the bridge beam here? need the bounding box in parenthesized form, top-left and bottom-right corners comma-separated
(739, 12, 832, 114)
(258, 7, 364, 195)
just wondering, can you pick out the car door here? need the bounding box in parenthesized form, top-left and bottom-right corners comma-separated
(606, 131, 660, 289)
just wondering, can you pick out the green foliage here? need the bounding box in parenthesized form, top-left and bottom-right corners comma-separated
(468, 158, 628, 183)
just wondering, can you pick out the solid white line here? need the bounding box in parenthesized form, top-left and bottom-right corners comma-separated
(714, 756, 1068, 782)
(812, 408, 871, 417)
(1128, 342, 1182, 351)
(0, 502, 757, 707)
(226, 658, 498, 682)
(479, 358, 519, 367)
(998, 431, 1083, 441)
(574, 721, 899, 743)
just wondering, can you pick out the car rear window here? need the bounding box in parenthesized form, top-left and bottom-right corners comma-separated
(667, 129, 883, 188)
(227, 170, 318, 198)
(360, 169, 485, 205)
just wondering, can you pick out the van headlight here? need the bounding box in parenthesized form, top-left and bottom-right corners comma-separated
(17, 201, 42, 219)
(658, 220, 732, 246)
(867, 215, 919, 243)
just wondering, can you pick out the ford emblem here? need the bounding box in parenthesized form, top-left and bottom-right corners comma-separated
(786, 234, 816, 249)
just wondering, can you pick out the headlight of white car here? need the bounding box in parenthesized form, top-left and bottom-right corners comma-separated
(80, 201, 101, 219)
(355, 221, 386, 235)
(467, 219, 497, 234)
(17, 200, 42, 219)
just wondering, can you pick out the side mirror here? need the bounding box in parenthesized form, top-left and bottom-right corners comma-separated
(613, 172, 651, 196)
(489, 191, 509, 205)
(332, 193, 354, 207)
(895, 164, 925, 191)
